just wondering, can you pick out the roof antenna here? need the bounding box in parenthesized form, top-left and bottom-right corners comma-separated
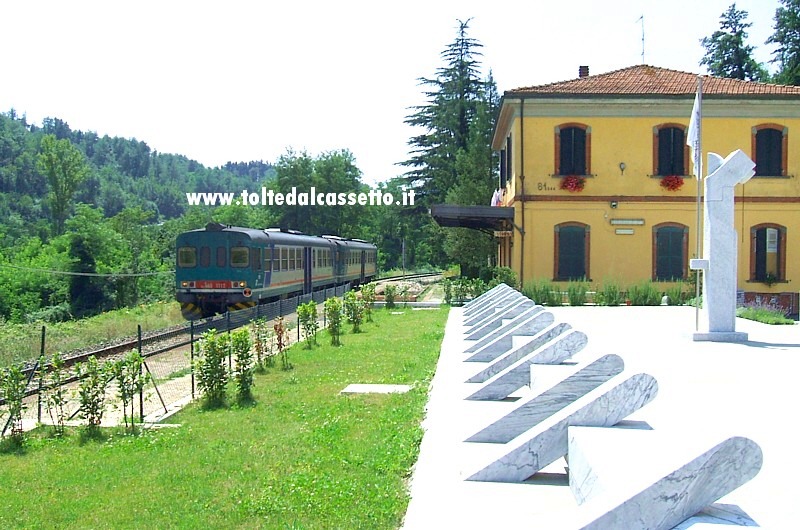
(637, 15, 645, 64)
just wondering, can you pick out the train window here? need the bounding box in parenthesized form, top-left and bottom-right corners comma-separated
(231, 247, 249, 268)
(289, 248, 296, 270)
(298, 249, 304, 268)
(264, 248, 273, 270)
(217, 246, 227, 267)
(253, 247, 261, 271)
(178, 247, 197, 268)
(281, 247, 288, 271)
(200, 246, 210, 267)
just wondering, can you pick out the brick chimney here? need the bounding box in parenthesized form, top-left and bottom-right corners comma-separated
(579, 65, 589, 78)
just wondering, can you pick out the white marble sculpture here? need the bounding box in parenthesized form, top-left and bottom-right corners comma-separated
(690, 150, 754, 342)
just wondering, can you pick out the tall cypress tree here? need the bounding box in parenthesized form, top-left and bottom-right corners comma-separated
(401, 19, 500, 274)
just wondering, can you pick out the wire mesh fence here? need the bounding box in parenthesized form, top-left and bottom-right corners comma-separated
(1, 284, 350, 435)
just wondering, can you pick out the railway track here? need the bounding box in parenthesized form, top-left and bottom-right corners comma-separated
(17, 274, 444, 382)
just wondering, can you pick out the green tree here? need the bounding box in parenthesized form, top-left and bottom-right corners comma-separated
(37, 134, 89, 235)
(767, 0, 800, 85)
(400, 20, 499, 273)
(402, 19, 487, 206)
(700, 3, 769, 81)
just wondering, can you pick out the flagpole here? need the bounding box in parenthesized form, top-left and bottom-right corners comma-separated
(694, 77, 703, 331)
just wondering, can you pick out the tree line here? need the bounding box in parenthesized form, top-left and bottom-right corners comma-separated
(700, 0, 800, 83)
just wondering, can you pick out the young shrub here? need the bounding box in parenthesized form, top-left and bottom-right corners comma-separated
(344, 290, 365, 333)
(273, 317, 292, 370)
(628, 281, 662, 306)
(469, 279, 488, 299)
(252, 319, 267, 372)
(324, 297, 343, 346)
(490, 267, 518, 289)
(231, 328, 254, 402)
(361, 283, 376, 322)
(297, 301, 319, 347)
(195, 329, 229, 408)
(598, 280, 623, 306)
(384, 284, 397, 309)
(111, 350, 148, 432)
(566, 280, 588, 306)
(41, 352, 68, 436)
(442, 279, 453, 305)
(1, 364, 27, 438)
(522, 279, 560, 306)
(450, 280, 468, 306)
(398, 284, 410, 307)
(76, 356, 110, 429)
(665, 283, 686, 306)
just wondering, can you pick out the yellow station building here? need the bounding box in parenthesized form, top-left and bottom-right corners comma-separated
(490, 65, 800, 313)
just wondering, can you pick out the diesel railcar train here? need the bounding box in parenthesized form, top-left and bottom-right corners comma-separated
(176, 223, 377, 319)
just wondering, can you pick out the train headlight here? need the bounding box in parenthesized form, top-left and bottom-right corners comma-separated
(236, 281, 246, 287)
(181, 281, 189, 287)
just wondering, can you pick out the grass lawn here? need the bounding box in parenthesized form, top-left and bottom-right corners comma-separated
(0, 306, 448, 529)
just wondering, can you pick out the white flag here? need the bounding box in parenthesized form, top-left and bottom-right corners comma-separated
(686, 85, 702, 179)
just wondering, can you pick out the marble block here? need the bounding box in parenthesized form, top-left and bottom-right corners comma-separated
(466, 373, 658, 483)
(464, 301, 538, 340)
(462, 290, 524, 327)
(465, 323, 576, 383)
(464, 312, 556, 362)
(463, 284, 512, 315)
(573, 433, 762, 529)
(465, 354, 624, 443)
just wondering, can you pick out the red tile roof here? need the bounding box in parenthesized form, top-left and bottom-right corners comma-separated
(508, 65, 800, 96)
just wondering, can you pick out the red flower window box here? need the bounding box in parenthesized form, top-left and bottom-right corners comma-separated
(660, 175, 684, 191)
(560, 176, 585, 192)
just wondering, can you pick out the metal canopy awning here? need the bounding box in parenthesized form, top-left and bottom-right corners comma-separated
(430, 204, 515, 233)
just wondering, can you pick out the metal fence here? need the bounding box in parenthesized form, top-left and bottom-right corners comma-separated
(2, 284, 350, 435)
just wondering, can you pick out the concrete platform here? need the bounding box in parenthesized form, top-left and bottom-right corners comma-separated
(402, 306, 799, 529)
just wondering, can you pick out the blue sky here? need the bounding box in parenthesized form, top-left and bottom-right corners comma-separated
(0, 0, 782, 185)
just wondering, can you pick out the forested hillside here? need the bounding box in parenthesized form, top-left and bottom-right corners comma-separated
(0, 19, 500, 324)
(0, 110, 277, 321)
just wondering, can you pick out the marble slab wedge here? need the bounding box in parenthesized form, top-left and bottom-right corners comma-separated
(463, 284, 513, 316)
(465, 326, 584, 386)
(575, 436, 762, 530)
(466, 372, 658, 483)
(466, 354, 624, 443)
(465, 317, 564, 365)
(463, 291, 525, 328)
(465, 301, 539, 339)
(464, 310, 554, 358)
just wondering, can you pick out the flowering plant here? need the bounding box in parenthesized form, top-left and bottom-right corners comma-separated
(560, 176, 585, 192)
(660, 175, 684, 191)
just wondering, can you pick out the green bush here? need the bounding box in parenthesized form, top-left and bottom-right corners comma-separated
(596, 280, 623, 306)
(627, 281, 662, 306)
(0, 363, 27, 438)
(196, 330, 229, 408)
(566, 280, 588, 306)
(231, 328, 254, 402)
(522, 279, 561, 306)
(384, 284, 397, 309)
(297, 301, 319, 347)
(344, 291, 365, 333)
(664, 282, 686, 306)
(361, 283, 376, 323)
(489, 267, 519, 289)
(110, 350, 148, 431)
(324, 297, 343, 346)
(76, 356, 110, 428)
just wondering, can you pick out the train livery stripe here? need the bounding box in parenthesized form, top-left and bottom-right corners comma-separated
(181, 302, 203, 319)
(229, 301, 256, 311)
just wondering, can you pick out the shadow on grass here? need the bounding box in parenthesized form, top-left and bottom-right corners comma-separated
(78, 426, 109, 445)
(0, 434, 26, 455)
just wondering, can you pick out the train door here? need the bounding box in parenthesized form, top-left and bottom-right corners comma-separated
(360, 250, 365, 284)
(303, 246, 312, 294)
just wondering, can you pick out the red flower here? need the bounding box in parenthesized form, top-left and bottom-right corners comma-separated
(660, 175, 684, 191)
(560, 176, 585, 192)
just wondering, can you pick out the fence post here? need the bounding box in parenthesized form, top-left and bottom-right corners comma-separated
(226, 312, 232, 374)
(138, 325, 144, 423)
(279, 298, 283, 317)
(190, 320, 195, 400)
(37, 325, 45, 424)
(297, 313, 300, 342)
